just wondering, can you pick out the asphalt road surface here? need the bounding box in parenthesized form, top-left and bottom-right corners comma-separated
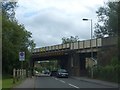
(34, 76, 115, 88)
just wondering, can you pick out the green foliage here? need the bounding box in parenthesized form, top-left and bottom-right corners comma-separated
(110, 57, 119, 66)
(94, 1, 119, 38)
(94, 1, 119, 82)
(2, 1, 36, 75)
(2, 75, 23, 89)
(62, 36, 79, 44)
(2, 1, 17, 21)
(93, 57, 120, 83)
(34, 60, 59, 73)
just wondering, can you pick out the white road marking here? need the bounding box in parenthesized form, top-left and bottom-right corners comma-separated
(53, 77, 78, 88)
(59, 80, 65, 83)
(53, 77, 58, 80)
(52, 77, 65, 83)
(68, 83, 79, 88)
(52, 77, 54, 79)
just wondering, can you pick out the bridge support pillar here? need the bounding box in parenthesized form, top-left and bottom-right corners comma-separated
(68, 53, 80, 76)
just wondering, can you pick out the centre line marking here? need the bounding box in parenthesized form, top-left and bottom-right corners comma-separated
(54, 77, 58, 80)
(59, 80, 65, 83)
(68, 83, 79, 88)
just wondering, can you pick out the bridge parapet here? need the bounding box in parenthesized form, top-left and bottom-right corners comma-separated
(33, 37, 117, 53)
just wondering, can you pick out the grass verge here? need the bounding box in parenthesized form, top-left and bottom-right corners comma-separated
(2, 75, 26, 90)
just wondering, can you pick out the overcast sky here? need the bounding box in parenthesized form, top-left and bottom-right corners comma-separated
(15, 0, 108, 48)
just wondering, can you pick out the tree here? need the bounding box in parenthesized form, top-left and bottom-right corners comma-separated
(2, 1, 17, 21)
(62, 36, 79, 44)
(2, 1, 36, 74)
(28, 40, 36, 53)
(94, 1, 120, 82)
(94, 1, 119, 38)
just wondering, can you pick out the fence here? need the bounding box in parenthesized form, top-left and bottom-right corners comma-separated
(13, 68, 27, 84)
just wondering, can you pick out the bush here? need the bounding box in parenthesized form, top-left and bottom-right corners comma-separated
(93, 65, 120, 83)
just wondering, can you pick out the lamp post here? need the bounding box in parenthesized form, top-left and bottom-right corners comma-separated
(82, 18, 93, 78)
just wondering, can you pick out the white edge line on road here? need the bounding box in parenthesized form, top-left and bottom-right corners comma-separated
(68, 83, 79, 88)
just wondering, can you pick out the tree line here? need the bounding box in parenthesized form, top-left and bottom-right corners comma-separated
(94, 1, 119, 38)
(93, 1, 120, 82)
(2, 1, 35, 75)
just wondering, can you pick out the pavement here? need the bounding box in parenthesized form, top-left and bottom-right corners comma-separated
(71, 76, 119, 88)
(12, 76, 119, 88)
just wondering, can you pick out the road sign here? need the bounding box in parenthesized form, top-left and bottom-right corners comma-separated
(19, 52, 25, 61)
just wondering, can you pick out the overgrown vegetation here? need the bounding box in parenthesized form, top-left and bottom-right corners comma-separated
(93, 57, 120, 83)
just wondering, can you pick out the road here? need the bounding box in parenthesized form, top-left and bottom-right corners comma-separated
(34, 76, 115, 88)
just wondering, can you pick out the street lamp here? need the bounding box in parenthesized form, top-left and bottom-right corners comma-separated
(82, 18, 93, 78)
(82, 18, 93, 58)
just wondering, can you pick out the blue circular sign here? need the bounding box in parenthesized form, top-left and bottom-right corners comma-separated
(20, 52, 24, 56)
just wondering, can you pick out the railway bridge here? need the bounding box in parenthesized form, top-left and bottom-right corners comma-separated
(31, 36, 117, 76)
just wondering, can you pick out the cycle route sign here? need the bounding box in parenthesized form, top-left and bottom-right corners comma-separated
(19, 52, 25, 61)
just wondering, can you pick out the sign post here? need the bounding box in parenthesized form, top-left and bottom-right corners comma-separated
(19, 52, 25, 79)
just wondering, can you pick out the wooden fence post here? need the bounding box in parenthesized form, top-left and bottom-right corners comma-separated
(24, 69, 26, 78)
(20, 69, 22, 79)
(13, 68, 16, 84)
(18, 69, 20, 80)
(22, 69, 23, 79)
(17, 69, 19, 81)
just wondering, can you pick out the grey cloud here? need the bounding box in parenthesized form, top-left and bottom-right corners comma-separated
(17, 8, 93, 47)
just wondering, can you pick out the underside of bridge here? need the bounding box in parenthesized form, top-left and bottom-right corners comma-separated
(31, 51, 97, 77)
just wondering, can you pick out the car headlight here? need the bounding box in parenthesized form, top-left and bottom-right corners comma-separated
(58, 73, 60, 74)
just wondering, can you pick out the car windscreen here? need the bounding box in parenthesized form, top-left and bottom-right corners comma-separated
(58, 69, 67, 73)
